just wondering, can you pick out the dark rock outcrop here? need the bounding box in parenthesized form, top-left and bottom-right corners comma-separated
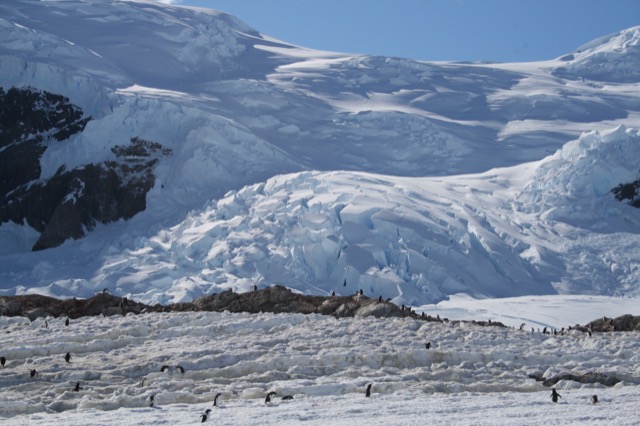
(162, 285, 425, 319)
(0, 292, 149, 320)
(0, 86, 171, 251)
(576, 314, 640, 333)
(612, 180, 640, 208)
(0, 86, 90, 198)
(0, 285, 491, 325)
(541, 372, 622, 387)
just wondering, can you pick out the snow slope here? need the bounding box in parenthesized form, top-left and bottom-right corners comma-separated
(0, 1, 639, 308)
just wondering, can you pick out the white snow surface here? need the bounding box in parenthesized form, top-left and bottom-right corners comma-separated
(1, 306, 640, 425)
(0, 2, 639, 318)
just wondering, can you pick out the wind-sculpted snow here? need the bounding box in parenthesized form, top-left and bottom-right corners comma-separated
(1, 310, 639, 424)
(518, 126, 640, 222)
(554, 26, 640, 83)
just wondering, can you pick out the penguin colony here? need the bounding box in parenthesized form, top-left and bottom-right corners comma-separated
(0, 295, 611, 423)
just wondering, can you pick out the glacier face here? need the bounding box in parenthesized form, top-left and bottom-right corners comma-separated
(0, 0, 639, 304)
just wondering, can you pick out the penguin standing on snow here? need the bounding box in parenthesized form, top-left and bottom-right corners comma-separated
(149, 394, 155, 407)
(200, 408, 212, 422)
(213, 392, 222, 407)
(425, 342, 431, 349)
(73, 381, 83, 392)
(64, 352, 71, 363)
(30, 369, 38, 378)
(1, 356, 6, 367)
(160, 364, 185, 374)
(365, 383, 372, 397)
(591, 395, 598, 405)
(551, 388, 562, 403)
(65, 318, 70, 326)
(265, 391, 278, 404)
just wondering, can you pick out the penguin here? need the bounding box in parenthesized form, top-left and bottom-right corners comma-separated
(542, 327, 548, 334)
(45, 320, 49, 329)
(253, 284, 258, 292)
(30, 369, 38, 378)
(65, 318, 70, 327)
(103, 288, 109, 294)
(378, 295, 382, 303)
(213, 392, 222, 407)
(0, 356, 5, 367)
(160, 365, 171, 372)
(176, 365, 185, 374)
(65, 352, 71, 363)
(358, 289, 364, 296)
(551, 388, 561, 403)
(265, 391, 277, 404)
(149, 394, 155, 407)
(140, 377, 146, 387)
(365, 383, 372, 397)
(590, 395, 598, 405)
(588, 331, 592, 337)
(74, 381, 82, 392)
(425, 342, 431, 349)
(519, 323, 525, 331)
(343, 278, 347, 287)
(200, 408, 212, 422)
(331, 290, 335, 297)
(281, 395, 294, 401)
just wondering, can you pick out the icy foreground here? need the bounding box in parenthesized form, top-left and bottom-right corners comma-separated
(0, 301, 640, 425)
(1, 304, 640, 425)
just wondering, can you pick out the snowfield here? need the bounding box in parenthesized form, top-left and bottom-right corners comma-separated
(1, 0, 640, 309)
(1, 306, 640, 425)
(0, 0, 639, 424)
(1, 3, 639, 311)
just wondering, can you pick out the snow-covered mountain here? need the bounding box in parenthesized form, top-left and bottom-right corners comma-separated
(1, 0, 639, 306)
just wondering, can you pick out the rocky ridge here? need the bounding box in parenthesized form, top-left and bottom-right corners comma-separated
(3, 286, 639, 334)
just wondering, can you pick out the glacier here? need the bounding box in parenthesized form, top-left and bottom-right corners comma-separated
(0, 0, 639, 307)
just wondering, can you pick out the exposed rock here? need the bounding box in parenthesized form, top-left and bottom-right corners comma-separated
(0, 293, 148, 319)
(0, 86, 90, 199)
(0, 286, 449, 323)
(575, 314, 640, 333)
(612, 179, 640, 208)
(542, 372, 622, 387)
(0, 86, 173, 251)
(0, 285, 504, 327)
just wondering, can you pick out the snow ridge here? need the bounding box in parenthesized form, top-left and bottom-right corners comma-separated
(555, 26, 640, 82)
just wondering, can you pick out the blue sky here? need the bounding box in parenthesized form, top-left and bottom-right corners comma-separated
(175, 0, 638, 62)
